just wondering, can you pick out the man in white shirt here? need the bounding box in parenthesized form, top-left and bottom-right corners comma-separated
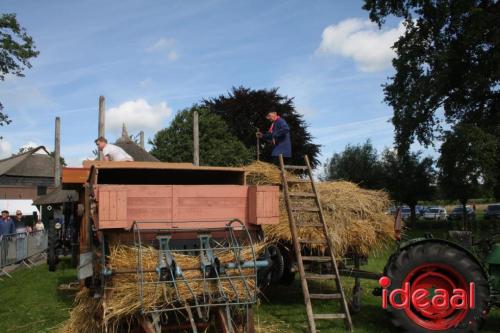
(95, 137, 134, 161)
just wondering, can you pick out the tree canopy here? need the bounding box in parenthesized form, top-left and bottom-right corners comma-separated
(363, 0, 499, 151)
(438, 124, 498, 205)
(323, 140, 384, 189)
(381, 149, 435, 225)
(203, 86, 321, 167)
(0, 13, 39, 127)
(150, 106, 252, 166)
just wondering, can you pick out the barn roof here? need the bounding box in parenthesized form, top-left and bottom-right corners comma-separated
(33, 187, 79, 205)
(0, 146, 54, 178)
(113, 124, 159, 162)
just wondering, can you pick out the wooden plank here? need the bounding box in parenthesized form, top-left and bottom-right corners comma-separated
(100, 191, 109, 221)
(109, 191, 117, 220)
(116, 191, 127, 221)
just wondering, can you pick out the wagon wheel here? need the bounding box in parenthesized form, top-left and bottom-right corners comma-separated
(384, 241, 490, 333)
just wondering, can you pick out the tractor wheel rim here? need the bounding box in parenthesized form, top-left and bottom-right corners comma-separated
(402, 263, 469, 330)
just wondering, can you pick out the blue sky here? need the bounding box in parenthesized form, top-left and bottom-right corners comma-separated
(0, 0, 424, 166)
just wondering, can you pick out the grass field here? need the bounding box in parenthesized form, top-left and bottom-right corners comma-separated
(1, 226, 500, 332)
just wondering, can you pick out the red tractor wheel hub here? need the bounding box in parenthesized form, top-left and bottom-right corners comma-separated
(402, 263, 469, 330)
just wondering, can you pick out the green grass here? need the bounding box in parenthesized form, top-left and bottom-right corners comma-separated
(1, 234, 500, 333)
(0, 260, 76, 333)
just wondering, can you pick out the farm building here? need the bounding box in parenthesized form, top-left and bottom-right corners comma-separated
(0, 146, 56, 200)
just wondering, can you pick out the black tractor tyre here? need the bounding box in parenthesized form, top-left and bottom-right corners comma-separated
(47, 220, 58, 272)
(384, 241, 490, 333)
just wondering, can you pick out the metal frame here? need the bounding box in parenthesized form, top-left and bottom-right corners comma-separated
(123, 219, 265, 332)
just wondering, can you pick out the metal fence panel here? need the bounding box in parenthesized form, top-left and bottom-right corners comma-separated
(0, 231, 47, 278)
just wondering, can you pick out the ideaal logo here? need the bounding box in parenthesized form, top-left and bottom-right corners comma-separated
(378, 276, 475, 310)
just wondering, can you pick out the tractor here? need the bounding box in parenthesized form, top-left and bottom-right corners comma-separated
(375, 230, 499, 333)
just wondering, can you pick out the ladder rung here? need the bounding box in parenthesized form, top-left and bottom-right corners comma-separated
(296, 223, 323, 227)
(310, 293, 342, 300)
(284, 165, 308, 170)
(305, 273, 337, 280)
(289, 192, 316, 198)
(302, 256, 332, 262)
(299, 238, 327, 244)
(291, 206, 319, 212)
(314, 313, 346, 320)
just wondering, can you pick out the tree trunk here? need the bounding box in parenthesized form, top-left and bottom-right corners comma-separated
(409, 204, 417, 227)
(461, 201, 468, 231)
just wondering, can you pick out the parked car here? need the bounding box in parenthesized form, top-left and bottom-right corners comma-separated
(484, 204, 500, 220)
(401, 207, 411, 220)
(415, 205, 426, 217)
(423, 206, 448, 221)
(448, 206, 475, 221)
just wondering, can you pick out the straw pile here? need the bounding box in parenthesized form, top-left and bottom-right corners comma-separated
(245, 161, 395, 256)
(58, 243, 265, 333)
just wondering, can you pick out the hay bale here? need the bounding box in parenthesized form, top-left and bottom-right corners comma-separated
(56, 288, 103, 333)
(245, 161, 282, 185)
(59, 244, 265, 333)
(245, 162, 395, 256)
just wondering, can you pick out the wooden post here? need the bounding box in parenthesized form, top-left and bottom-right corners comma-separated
(193, 110, 199, 166)
(256, 128, 260, 161)
(139, 131, 145, 149)
(54, 117, 61, 187)
(98, 96, 105, 161)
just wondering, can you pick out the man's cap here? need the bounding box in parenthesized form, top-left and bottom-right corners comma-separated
(95, 136, 108, 144)
(1, 210, 9, 214)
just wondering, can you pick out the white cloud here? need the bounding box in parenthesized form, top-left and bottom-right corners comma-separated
(167, 50, 179, 61)
(139, 78, 153, 87)
(0, 139, 12, 158)
(19, 141, 44, 152)
(147, 38, 175, 52)
(317, 18, 404, 72)
(146, 37, 179, 62)
(106, 99, 172, 134)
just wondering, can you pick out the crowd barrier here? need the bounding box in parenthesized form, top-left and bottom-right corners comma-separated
(0, 230, 47, 279)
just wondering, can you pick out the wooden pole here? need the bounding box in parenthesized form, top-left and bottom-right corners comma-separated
(98, 96, 105, 161)
(54, 117, 61, 187)
(139, 131, 145, 149)
(193, 111, 199, 166)
(256, 128, 260, 161)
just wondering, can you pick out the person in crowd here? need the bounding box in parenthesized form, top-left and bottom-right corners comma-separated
(34, 219, 45, 232)
(14, 210, 31, 233)
(0, 210, 15, 265)
(95, 136, 134, 161)
(256, 110, 292, 166)
(13, 210, 29, 261)
(33, 218, 45, 247)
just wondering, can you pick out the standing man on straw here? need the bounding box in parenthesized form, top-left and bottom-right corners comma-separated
(256, 110, 292, 165)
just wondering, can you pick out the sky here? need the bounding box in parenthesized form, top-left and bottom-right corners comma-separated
(0, 0, 430, 167)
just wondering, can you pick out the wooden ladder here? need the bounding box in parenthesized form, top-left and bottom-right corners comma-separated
(279, 154, 353, 333)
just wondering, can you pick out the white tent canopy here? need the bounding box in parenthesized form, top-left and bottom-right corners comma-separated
(0, 199, 39, 216)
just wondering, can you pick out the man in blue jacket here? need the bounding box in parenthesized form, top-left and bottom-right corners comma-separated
(0, 210, 15, 265)
(257, 110, 292, 165)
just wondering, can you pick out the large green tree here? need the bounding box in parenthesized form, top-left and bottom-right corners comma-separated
(363, 0, 500, 198)
(438, 124, 498, 227)
(1, 13, 39, 128)
(203, 86, 321, 167)
(150, 106, 252, 166)
(323, 140, 384, 189)
(381, 150, 435, 226)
